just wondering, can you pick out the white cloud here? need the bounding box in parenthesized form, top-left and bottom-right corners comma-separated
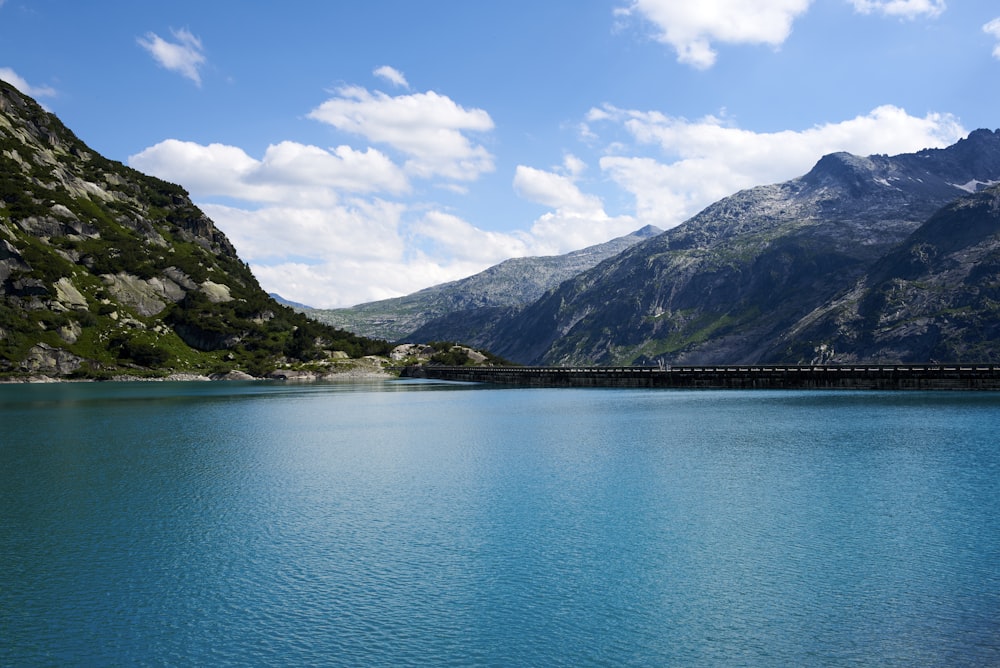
(137, 28, 206, 86)
(131, 140, 260, 199)
(513, 166, 603, 215)
(203, 200, 408, 265)
(137, 137, 637, 306)
(849, 0, 945, 19)
(130, 138, 408, 204)
(411, 211, 530, 264)
(619, 0, 812, 69)
(562, 154, 587, 178)
(600, 156, 723, 229)
(251, 262, 397, 308)
(252, 257, 483, 309)
(203, 201, 523, 308)
(0, 67, 56, 98)
(202, 199, 412, 306)
(513, 164, 638, 254)
(197, 167, 633, 307)
(126, 80, 511, 308)
(586, 104, 966, 230)
(252, 142, 408, 195)
(373, 65, 409, 89)
(308, 85, 495, 181)
(985, 18, 1000, 59)
(526, 209, 639, 257)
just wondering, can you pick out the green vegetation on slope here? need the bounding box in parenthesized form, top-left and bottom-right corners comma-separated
(0, 80, 392, 379)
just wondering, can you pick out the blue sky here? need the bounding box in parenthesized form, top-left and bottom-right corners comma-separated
(2, 1, 999, 307)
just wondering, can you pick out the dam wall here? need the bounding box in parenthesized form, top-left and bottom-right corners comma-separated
(401, 365, 1000, 390)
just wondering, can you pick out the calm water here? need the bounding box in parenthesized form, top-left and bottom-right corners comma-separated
(2, 380, 999, 666)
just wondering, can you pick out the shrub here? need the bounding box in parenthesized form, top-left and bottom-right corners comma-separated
(117, 338, 170, 368)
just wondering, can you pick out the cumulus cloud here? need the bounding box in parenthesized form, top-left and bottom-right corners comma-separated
(0, 67, 56, 98)
(308, 86, 495, 181)
(133, 136, 635, 305)
(202, 200, 408, 265)
(514, 166, 603, 215)
(202, 199, 411, 306)
(849, 0, 946, 19)
(985, 18, 1000, 59)
(561, 154, 587, 178)
(373, 65, 409, 88)
(130, 139, 408, 205)
(202, 200, 412, 307)
(137, 28, 206, 85)
(196, 162, 629, 306)
(251, 257, 487, 309)
(619, 0, 812, 68)
(411, 211, 531, 264)
(127, 79, 513, 307)
(513, 164, 638, 254)
(584, 104, 966, 230)
(202, 202, 523, 307)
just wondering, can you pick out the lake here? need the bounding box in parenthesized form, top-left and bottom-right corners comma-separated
(2, 380, 999, 666)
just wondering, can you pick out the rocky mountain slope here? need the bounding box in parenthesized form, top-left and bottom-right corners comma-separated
(306, 225, 661, 341)
(776, 183, 1000, 363)
(474, 130, 1000, 365)
(0, 80, 391, 379)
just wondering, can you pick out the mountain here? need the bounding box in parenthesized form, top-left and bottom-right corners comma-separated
(270, 292, 313, 310)
(776, 183, 1000, 363)
(0, 80, 390, 379)
(474, 130, 1000, 365)
(306, 225, 661, 341)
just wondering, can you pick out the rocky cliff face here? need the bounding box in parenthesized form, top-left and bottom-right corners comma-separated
(0, 81, 388, 378)
(475, 130, 1000, 365)
(776, 183, 1000, 363)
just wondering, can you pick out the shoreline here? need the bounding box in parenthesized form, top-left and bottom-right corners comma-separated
(0, 368, 396, 384)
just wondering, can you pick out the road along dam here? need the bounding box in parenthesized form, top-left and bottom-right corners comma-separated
(400, 365, 1000, 390)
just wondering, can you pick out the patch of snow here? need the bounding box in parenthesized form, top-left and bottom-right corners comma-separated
(951, 179, 1000, 194)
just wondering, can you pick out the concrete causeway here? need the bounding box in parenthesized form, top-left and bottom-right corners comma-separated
(401, 364, 1000, 390)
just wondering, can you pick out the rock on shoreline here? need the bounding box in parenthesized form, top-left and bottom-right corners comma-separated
(0, 368, 395, 384)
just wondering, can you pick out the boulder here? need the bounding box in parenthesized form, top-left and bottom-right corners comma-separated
(19, 343, 84, 376)
(57, 320, 82, 344)
(102, 272, 187, 317)
(200, 280, 233, 303)
(210, 369, 257, 381)
(54, 277, 88, 310)
(267, 369, 314, 381)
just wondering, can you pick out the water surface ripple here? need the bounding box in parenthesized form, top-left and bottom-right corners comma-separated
(2, 381, 998, 666)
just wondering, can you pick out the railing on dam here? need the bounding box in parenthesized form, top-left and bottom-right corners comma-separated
(400, 364, 1000, 390)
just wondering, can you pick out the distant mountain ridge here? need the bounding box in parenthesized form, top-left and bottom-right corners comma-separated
(270, 292, 313, 310)
(306, 225, 661, 341)
(467, 129, 1000, 365)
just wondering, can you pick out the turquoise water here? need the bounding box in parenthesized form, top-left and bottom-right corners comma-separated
(2, 380, 999, 666)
